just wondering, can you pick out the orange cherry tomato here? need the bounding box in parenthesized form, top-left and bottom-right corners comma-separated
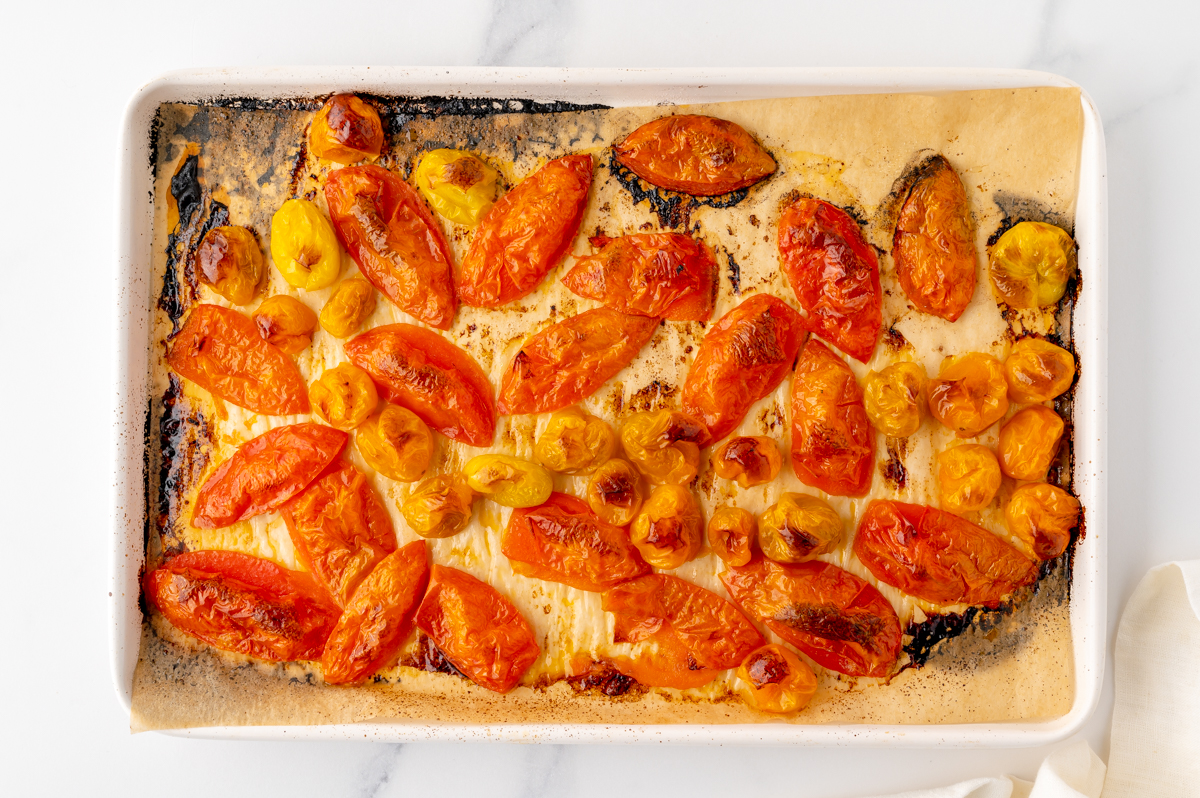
(707, 506, 756, 567)
(144, 550, 340, 662)
(893, 155, 978, 322)
(325, 165, 456, 329)
(790, 339, 874, 497)
(997, 405, 1065, 481)
(321, 541, 429, 685)
(345, 323, 496, 447)
(737, 643, 818, 714)
(720, 555, 902, 678)
(166, 304, 310, 415)
(562, 233, 716, 321)
(711, 436, 783, 488)
(502, 492, 650, 592)
(1004, 338, 1076, 403)
(459, 154, 593, 308)
(854, 500, 1039, 607)
(929, 352, 1010, 438)
(777, 197, 882, 363)
(414, 565, 540, 693)
(191, 423, 348, 529)
(309, 94, 384, 164)
(681, 294, 808, 443)
(1005, 483, 1080, 561)
(613, 114, 776, 196)
(498, 308, 659, 416)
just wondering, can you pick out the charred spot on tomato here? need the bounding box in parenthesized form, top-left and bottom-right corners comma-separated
(596, 473, 636, 507)
(154, 375, 211, 556)
(160, 148, 231, 330)
(730, 318, 785, 368)
(744, 648, 791, 688)
(401, 632, 468, 679)
(567, 661, 644, 698)
(776, 603, 888, 651)
(777, 522, 821, 556)
(881, 437, 908, 490)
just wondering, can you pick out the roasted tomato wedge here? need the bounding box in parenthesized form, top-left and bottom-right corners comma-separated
(414, 565, 540, 693)
(167, 304, 310, 415)
(681, 294, 807, 442)
(459, 154, 593, 308)
(721, 556, 902, 678)
(498, 308, 659, 416)
(562, 233, 716, 321)
(854, 500, 1039, 607)
(144, 550, 339, 662)
(777, 197, 882, 363)
(191, 423, 348, 528)
(325, 165, 456, 329)
(503, 492, 650, 591)
(345, 323, 497, 447)
(613, 114, 776, 196)
(321, 541, 429, 685)
(280, 461, 397, 607)
(610, 635, 720, 690)
(790, 339, 874, 497)
(893, 155, 978, 322)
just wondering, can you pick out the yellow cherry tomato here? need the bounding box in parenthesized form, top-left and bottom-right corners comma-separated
(320, 277, 376, 338)
(989, 221, 1077, 308)
(937, 444, 1001, 514)
(997, 406, 1065, 481)
(862, 361, 927, 437)
(534, 408, 616, 474)
(737, 644, 818, 714)
(401, 475, 475, 539)
(585, 458, 645, 527)
(412, 149, 501, 227)
(711, 436, 782, 488)
(463, 454, 553, 508)
(356, 404, 434, 482)
(708, 506, 755, 567)
(630, 485, 703, 569)
(1004, 338, 1076, 403)
(270, 199, 343, 291)
(620, 410, 707, 485)
(253, 295, 318, 355)
(757, 493, 843, 564)
(309, 363, 379, 431)
(196, 225, 263, 305)
(1005, 482, 1080, 560)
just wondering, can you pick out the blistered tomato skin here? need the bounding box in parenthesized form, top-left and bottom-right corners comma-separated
(629, 485, 704, 570)
(854, 500, 1038, 606)
(464, 454, 553, 508)
(167, 304, 310, 415)
(711, 436, 782, 488)
(309, 94, 384, 165)
(562, 233, 716, 321)
(253, 295, 318, 355)
(319, 277, 377, 338)
(499, 308, 659, 416)
(412, 149, 500, 227)
(1006, 483, 1080, 560)
(459, 154, 593, 308)
(401, 475, 475, 539)
(928, 352, 1010, 438)
(997, 406, 1065, 481)
(355, 404, 433, 482)
(989, 221, 1077, 308)
(893, 155, 978, 322)
(681, 294, 807, 443)
(790, 339, 874, 497)
(708, 506, 756, 567)
(620, 410, 708, 485)
(937, 444, 1002, 514)
(309, 363, 380, 431)
(862, 362, 927, 438)
(1004, 338, 1076, 403)
(270, 199, 343, 291)
(737, 644, 818, 715)
(613, 114, 776, 196)
(196, 225, 264, 305)
(533, 408, 616, 474)
(586, 459, 645, 527)
(757, 493, 843, 564)
(777, 197, 882, 363)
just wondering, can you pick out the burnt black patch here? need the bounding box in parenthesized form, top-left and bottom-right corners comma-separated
(566, 661, 644, 698)
(607, 150, 751, 229)
(155, 375, 212, 557)
(726, 251, 742, 295)
(987, 193, 1075, 246)
(401, 633, 468, 680)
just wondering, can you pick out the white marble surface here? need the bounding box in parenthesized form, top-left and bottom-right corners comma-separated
(2, 0, 1198, 794)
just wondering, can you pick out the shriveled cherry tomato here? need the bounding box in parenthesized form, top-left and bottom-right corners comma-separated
(308, 362, 379, 431)
(1005, 483, 1080, 560)
(401, 474, 475, 539)
(854, 500, 1038, 606)
(620, 410, 708, 485)
(533, 407, 616, 474)
(585, 458, 645, 527)
(989, 221, 1076, 309)
(319, 277, 376, 338)
(459, 154, 593, 308)
(144, 550, 340, 662)
(412, 149, 500, 227)
(325, 165, 456, 329)
(498, 308, 659, 416)
(777, 197, 882, 363)
(463, 454, 553, 508)
(937, 444, 1002, 514)
(191, 422, 348, 528)
(414, 565, 540, 693)
(1004, 338, 1076, 403)
(790, 339, 874, 497)
(928, 352, 1009, 438)
(195, 225, 263, 306)
(253, 295, 318, 355)
(711, 436, 783, 488)
(309, 94, 384, 165)
(629, 484, 704, 570)
(757, 493, 843, 564)
(720, 555, 902, 678)
(998, 405, 1065, 481)
(681, 294, 807, 443)
(707, 506, 756, 567)
(345, 323, 496, 447)
(737, 644, 818, 714)
(167, 304, 310, 415)
(862, 361, 927, 437)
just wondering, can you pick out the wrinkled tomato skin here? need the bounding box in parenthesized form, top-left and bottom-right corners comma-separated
(611, 635, 720, 690)
(503, 492, 650, 592)
(720, 556, 901, 678)
(167, 304, 310, 415)
(280, 461, 398, 607)
(681, 294, 808, 443)
(321, 541, 429, 685)
(790, 339, 875, 497)
(613, 115, 776, 196)
(191, 423, 348, 529)
(777, 198, 883, 363)
(459, 154, 593, 308)
(144, 550, 340, 662)
(345, 324, 497, 447)
(498, 308, 659, 416)
(414, 565, 540, 693)
(325, 166, 457, 329)
(562, 233, 716, 321)
(853, 500, 1039, 607)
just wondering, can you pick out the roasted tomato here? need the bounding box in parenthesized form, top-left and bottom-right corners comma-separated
(620, 410, 708, 486)
(681, 294, 807, 443)
(997, 406, 1064, 481)
(720, 556, 902, 678)
(1006, 483, 1080, 560)
(281, 461, 397, 607)
(191, 423, 347, 528)
(989, 221, 1077, 309)
(355, 404, 433, 482)
(737, 644, 818, 715)
(777, 197, 882, 362)
(309, 94, 384, 165)
(562, 233, 716, 321)
(613, 114, 776, 196)
(144, 550, 339, 662)
(459, 154, 593, 308)
(414, 565, 540, 693)
(401, 475, 475, 539)
(270, 199, 343, 291)
(608, 635, 720, 689)
(253, 295, 318, 355)
(195, 225, 264, 305)
(345, 324, 496, 447)
(757, 493, 843, 564)
(862, 361, 927, 438)
(790, 339, 874, 497)
(533, 407, 616, 474)
(322, 541, 429, 685)
(412, 149, 500, 227)
(629, 485, 704, 569)
(711, 436, 782, 488)
(308, 363, 379, 431)
(463, 454, 553, 508)
(325, 165, 456, 329)
(854, 500, 1038, 606)
(319, 277, 377, 338)
(498, 308, 658, 416)
(937, 444, 1002, 514)
(893, 155, 978, 322)
(586, 459, 645, 527)
(1004, 338, 1076, 403)
(503, 492, 650, 591)
(928, 352, 1009, 437)
(708, 506, 756, 567)
(167, 304, 310, 415)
